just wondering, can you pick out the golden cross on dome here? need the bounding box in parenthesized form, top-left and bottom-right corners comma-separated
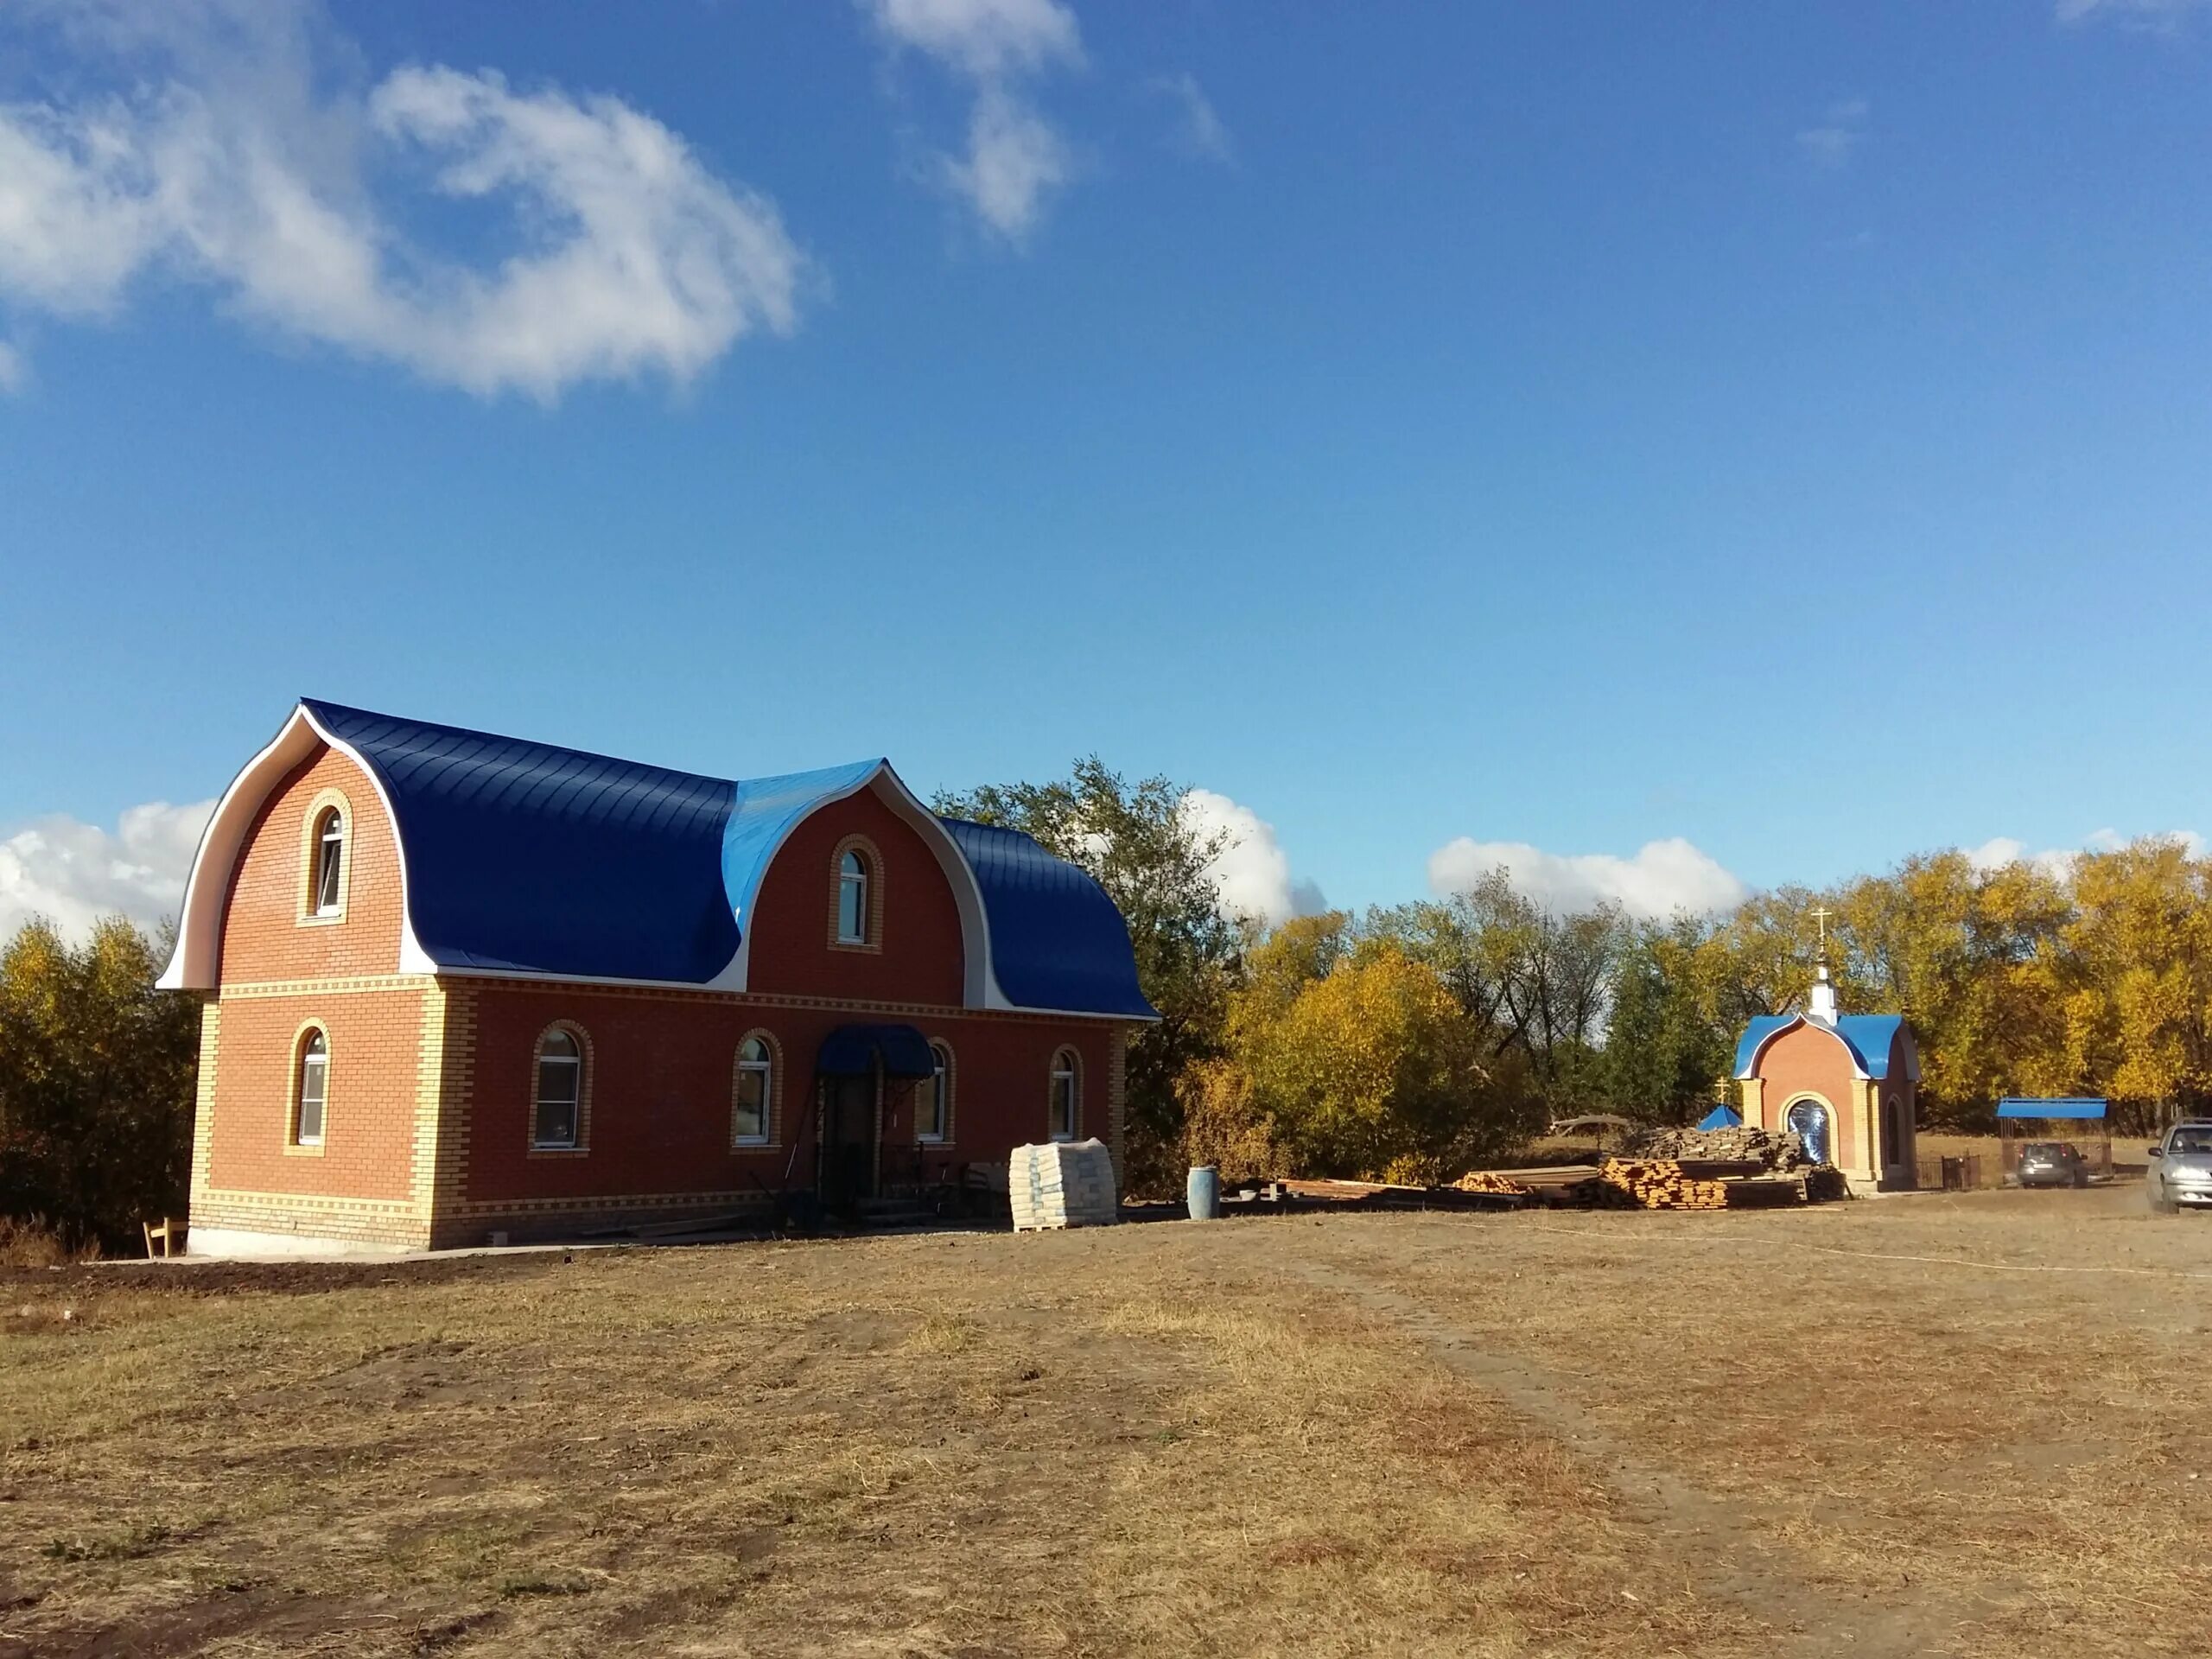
(1810, 905, 1834, 953)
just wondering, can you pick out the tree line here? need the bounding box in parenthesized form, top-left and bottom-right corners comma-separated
(7, 764, 2207, 1243)
(947, 766, 2212, 1191)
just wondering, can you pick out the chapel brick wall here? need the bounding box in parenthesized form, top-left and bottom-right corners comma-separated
(1753, 1024, 1865, 1170)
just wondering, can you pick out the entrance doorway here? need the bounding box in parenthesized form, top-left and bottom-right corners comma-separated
(1786, 1098, 1832, 1166)
(821, 1070, 878, 1211)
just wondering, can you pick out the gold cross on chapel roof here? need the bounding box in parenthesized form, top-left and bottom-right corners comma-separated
(1810, 905, 1834, 952)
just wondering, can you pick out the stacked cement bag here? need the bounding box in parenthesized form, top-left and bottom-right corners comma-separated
(1009, 1139, 1118, 1231)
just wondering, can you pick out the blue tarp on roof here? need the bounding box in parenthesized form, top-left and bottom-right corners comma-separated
(720, 760, 884, 931)
(308, 698, 741, 983)
(1996, 1097, 2107, 1120)
(1732, 1013, 1910, 1080)
(938, 817, 1157, 1019)
(1698, 1103, 1744, 1131)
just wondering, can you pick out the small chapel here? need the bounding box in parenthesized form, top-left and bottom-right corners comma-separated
(1729, 939, 1921, 1193)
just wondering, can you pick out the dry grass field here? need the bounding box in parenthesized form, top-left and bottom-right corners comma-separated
(3, 1187, 2208, 1657)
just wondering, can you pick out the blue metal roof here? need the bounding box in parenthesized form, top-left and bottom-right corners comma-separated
(1698, 1103, 1744, 1131)
(938, 817, 1157, 1018)
(1997, 1096, 2107, 1120)
(302, 700, 1153, 1016)
(307, 699, 741, 983)
(1732, 1013, 1910, 1080)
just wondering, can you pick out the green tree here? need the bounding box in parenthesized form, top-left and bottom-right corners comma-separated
(1601, 918, 1733, 1122)
(936, 759, 1243, 1194)
(0, 916, 200, 1249)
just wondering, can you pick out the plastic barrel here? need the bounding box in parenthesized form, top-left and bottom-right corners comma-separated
(1185, 1164, 1221, 1222)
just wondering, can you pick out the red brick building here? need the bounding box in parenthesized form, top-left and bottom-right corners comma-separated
(158, 701, 1155, 1254)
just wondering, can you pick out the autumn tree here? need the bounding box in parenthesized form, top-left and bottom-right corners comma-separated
(0, 917, 200, 1249)
(936, 759, 1243, 1193)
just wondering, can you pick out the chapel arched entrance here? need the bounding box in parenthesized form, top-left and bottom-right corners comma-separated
(1785, 1097, 1834, 1166)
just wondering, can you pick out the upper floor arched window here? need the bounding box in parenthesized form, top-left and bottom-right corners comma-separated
(837, 849, 870, 944)
(1049, 1048, 1080, 1142)
(295, 1027, 328, 1147)
(311, 809, 345, 915)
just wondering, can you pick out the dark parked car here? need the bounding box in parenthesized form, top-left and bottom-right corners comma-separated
(2017, 1141, 2089, 1188)
(2146, 1121, 2212, 1214)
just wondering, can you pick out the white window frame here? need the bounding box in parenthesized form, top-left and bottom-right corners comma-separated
(733, 1036, 773, 1147)
(295, 1029, 328, 1147)
(313, 808, 346, 916)
(533, 1029, 584, 1151)
(1049, 1050, 1079, 1142)
(837, 849, 869, 944)
(917, 1042, 951, 1143)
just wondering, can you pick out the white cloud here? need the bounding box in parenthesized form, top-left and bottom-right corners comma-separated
(0, 0, 806, 399)
(943, 87, 1071, 240)
(860, 0, 1082, 241)
(1149, 72, 1232, 163)
(866, 0, 1081, 79)
(1796, 98, 1868, 168)
(1967, 828, 2206, 879)
(1427, 836, 1748, 921)
(0, 799, 213, 944)
(2057, 0, 2209, 24)
(1181, 788, 1322, 931)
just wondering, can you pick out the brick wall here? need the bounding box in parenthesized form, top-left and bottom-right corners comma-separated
(1750, 1024, 1864, 1171)
(217, 746, 404, 982)
(456, 977, 1124, 1220)
(745, 780, 967, 1006)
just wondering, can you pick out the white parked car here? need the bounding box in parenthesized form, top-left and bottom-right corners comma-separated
(2145, 1121, 2212, 1214)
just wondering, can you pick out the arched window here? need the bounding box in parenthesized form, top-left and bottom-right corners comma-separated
(295, 1028, 328, 1147)
(1049, 1048, 1080, 1142)
(733, 1034, 774, 1147)
(916, 1041, 951, 1143)
(837, 849, 870, 944)
(533, 1028, 584, 1150)
(312, 806, 345, 915)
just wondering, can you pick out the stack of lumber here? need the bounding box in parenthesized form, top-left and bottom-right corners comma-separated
(1451, 1170, 1531, 1198)
(1008, 1139, 1118, 1231)
(1627, 1124, 1810, 1173)
(1597, 1158, 1732, 1211)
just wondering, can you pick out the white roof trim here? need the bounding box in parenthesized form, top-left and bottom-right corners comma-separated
(156, 702, 430, 991)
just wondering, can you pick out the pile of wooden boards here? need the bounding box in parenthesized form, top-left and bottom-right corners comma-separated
(1009, 1139, 1118, 1231)
(1627, 1124, 1811, 1172)
(1452, 1170, 1532, 1198)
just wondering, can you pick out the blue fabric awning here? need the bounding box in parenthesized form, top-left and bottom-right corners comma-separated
(1698, 1104, 1744, 1131)
(1996, 1097, 2107, 1121)
(817, 1024, 937, 1079)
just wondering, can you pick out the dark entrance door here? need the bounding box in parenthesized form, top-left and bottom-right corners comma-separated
(821, 1071, 877, 1211)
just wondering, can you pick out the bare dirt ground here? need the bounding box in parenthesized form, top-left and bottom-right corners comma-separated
(2, 1185, 2207, 1657)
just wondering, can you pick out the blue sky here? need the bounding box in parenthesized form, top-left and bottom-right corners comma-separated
(5, 0, 2212, 938)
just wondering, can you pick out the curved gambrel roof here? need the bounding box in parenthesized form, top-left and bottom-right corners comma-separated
(158, 700, 1154, 1020)
(1733, 1014, 1918, 1083)
(937, 818, 1158, 1020)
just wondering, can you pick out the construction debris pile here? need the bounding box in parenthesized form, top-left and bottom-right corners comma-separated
(1009, 1139, 1118, 1231)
